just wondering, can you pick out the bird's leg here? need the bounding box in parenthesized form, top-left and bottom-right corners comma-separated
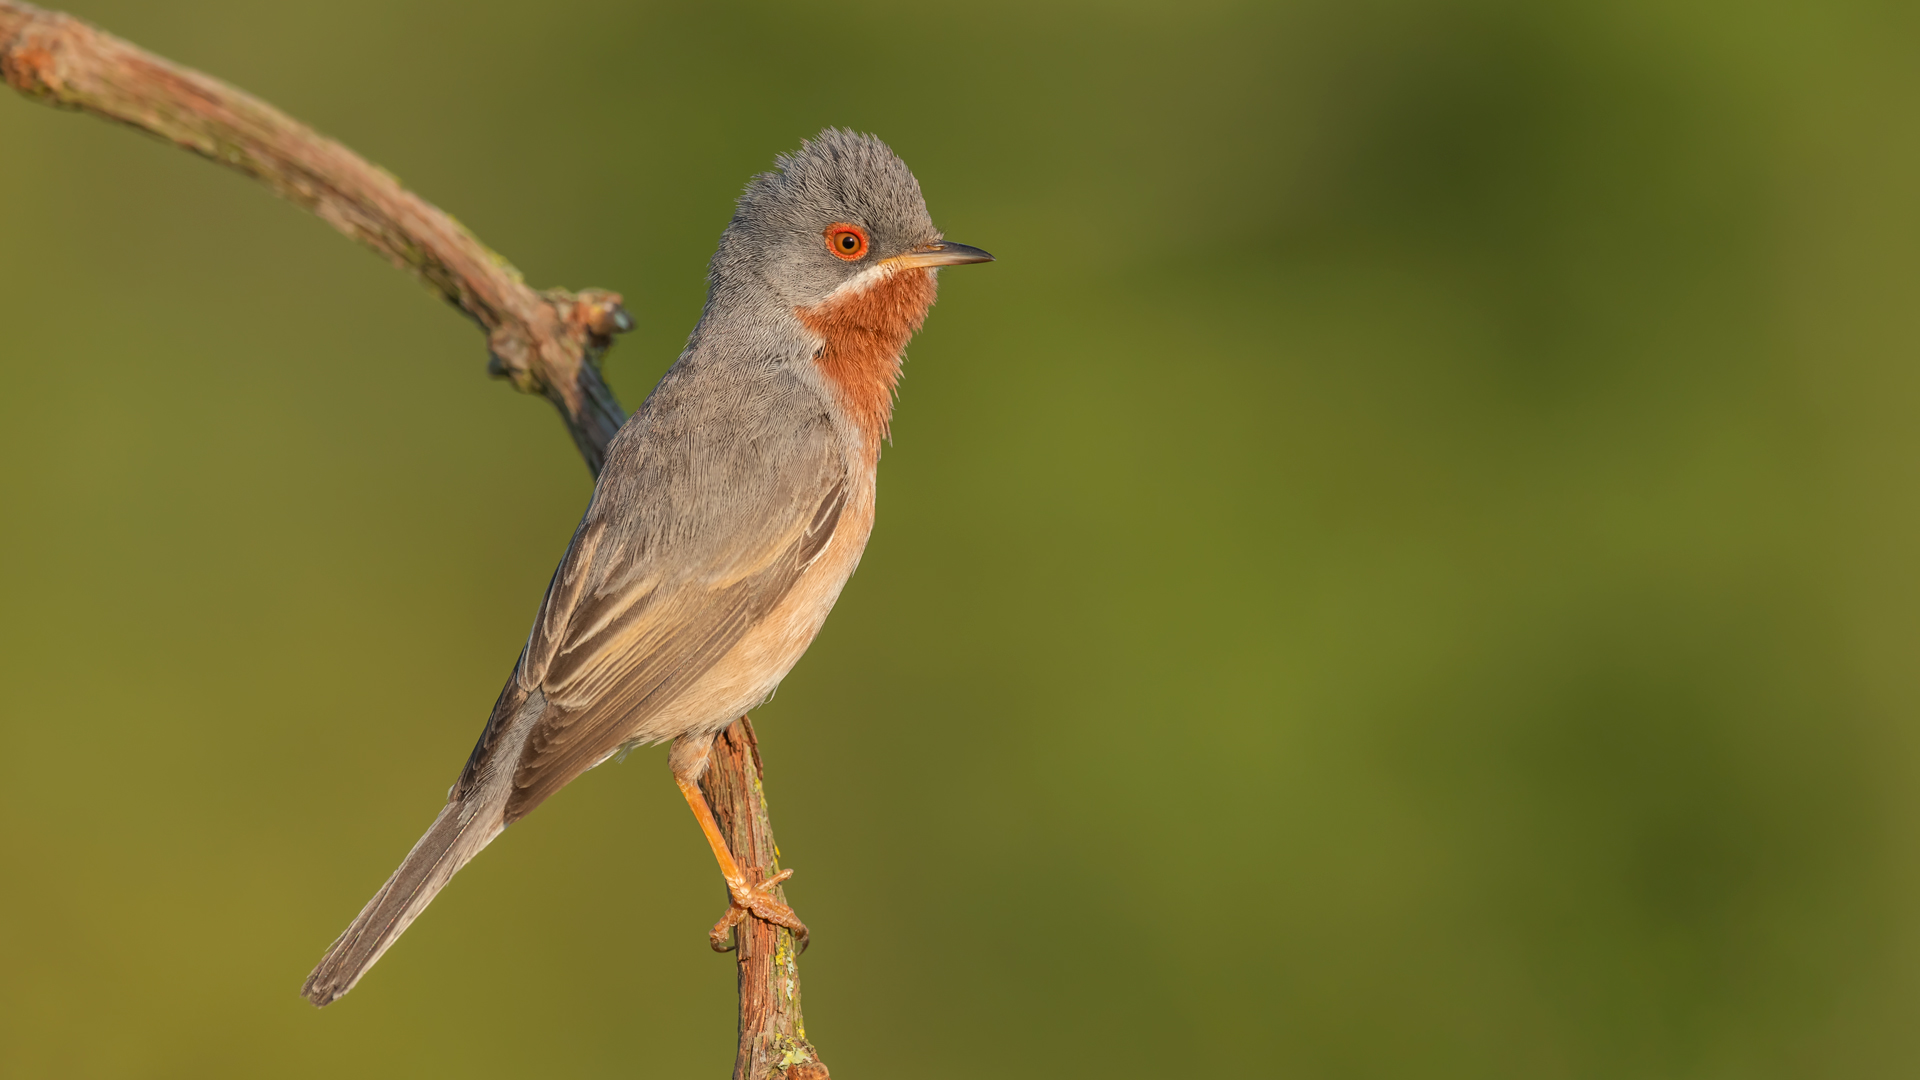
(669, 730, 808, 952)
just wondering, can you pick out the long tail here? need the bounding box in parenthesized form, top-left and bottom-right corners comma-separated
(302, 679, 540, 1006)
(300, 792, 506, 1006)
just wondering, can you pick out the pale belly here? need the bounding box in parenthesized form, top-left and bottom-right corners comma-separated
(609, 482, 878, 753)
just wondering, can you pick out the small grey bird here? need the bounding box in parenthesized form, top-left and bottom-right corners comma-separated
(301, 129, 991, 1006)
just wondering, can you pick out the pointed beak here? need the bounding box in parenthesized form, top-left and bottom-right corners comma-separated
(885, 240, 995, 270)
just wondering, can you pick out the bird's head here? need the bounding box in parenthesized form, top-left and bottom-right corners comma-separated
(712, 128, 992, 311)
(698, 130, 991, 450)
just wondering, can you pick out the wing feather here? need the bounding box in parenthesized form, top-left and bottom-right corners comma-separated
(500, 474, 847, 822)
(456, 367, 852, 822)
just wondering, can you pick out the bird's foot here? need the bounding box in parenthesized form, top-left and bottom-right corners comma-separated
(709, 866, 809, 953)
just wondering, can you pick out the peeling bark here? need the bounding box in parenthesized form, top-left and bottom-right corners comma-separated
(702, 720, 830, 1080)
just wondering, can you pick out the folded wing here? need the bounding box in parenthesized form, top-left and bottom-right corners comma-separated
(456, 399, 849, 823)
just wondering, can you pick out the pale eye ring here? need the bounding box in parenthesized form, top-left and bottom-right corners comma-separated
(824, 223, 869, 261)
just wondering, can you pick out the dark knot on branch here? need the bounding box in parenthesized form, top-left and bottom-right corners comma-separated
(486, 287, 633, 474)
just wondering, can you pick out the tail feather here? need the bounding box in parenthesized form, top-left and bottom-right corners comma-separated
(300, 796, 503, 1006)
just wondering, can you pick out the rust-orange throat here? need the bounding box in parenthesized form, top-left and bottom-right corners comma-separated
(798, 265, 939, 457)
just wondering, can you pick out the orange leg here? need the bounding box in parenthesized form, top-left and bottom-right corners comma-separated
(673, 756, 808, 952)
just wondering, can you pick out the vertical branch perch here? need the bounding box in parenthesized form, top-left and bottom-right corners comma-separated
(702, 719, 828, 1080)
(3, 3, 822, 1076)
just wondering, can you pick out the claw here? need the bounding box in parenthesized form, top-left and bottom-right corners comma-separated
(709, 906, 746, 952)
(708, 866, 808, 953)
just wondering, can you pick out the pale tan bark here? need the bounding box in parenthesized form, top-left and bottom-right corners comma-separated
(2, 4, 824, 1075)
(0, 0, 628, 471)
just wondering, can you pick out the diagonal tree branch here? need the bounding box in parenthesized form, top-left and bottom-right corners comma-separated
(2, 4, 824, 1076)
(0, 0, 629, 471)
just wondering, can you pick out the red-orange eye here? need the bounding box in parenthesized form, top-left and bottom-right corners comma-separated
(824, 223, 869, 261)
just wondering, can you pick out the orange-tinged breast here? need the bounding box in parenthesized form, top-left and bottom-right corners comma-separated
(797, 265, 939, 460)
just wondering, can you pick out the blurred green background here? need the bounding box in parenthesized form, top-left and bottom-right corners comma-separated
(3, 0, 1918, 1075)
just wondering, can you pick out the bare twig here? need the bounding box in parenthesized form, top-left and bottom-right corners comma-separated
(0, 0, 629, 471)
(2, 4, 824, 1075)
(701, 719, 828, 1080)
